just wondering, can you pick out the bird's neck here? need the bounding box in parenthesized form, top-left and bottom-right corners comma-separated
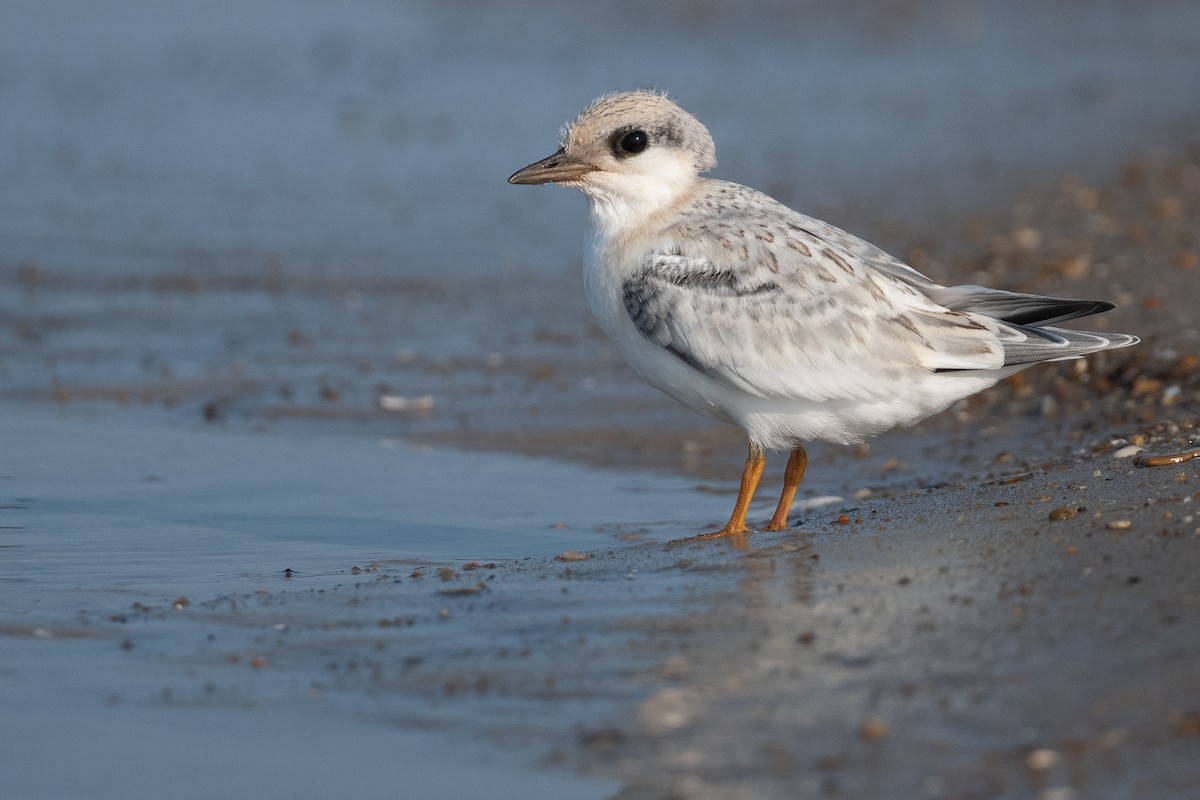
(583, 171, 703, 243)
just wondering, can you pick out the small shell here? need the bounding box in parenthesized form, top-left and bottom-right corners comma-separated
(1134, 448, 1200, 468)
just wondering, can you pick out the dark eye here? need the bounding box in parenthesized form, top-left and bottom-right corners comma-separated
(617, 129, 649, 155)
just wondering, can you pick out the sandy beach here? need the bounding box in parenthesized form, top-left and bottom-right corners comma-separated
(2, 2, 1199, 798)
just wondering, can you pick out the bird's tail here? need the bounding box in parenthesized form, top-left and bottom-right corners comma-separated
(998, 325, 1139, 366)
(931, 284, 1139, 366)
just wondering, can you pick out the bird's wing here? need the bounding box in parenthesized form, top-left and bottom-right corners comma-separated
(622, 243, 1007, 402)
(622, 182, 1136, 401)
(781, 211, 939, 290)
(779, 208, 1137, 359)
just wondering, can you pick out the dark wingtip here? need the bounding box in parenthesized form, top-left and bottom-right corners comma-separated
(1006, 299, 1115, 327)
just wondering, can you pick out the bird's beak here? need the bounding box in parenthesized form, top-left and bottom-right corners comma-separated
(508, 148, 596, 185)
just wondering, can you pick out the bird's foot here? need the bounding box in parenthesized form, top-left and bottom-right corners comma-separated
(666, 526, 752, 550)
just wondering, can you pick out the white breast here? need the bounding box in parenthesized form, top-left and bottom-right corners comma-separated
(583, 233, 743, 425)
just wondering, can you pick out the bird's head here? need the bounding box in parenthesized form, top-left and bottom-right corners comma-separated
(508, 91, 716, 227)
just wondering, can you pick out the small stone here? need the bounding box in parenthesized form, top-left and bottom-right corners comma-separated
(1132, 377, 1163, 397)
(378, 394, 435, 413)
(1096, 728, 1127, 750)
(1048, 507, 1078, 521)
(1169, 710, 1200, 737)
(1106, 519, 1133, 531)
(637, 688, 691, 735)
(859, 719, 889, 741)
(556, 551, 588, 562)
(661, 655, 692, 680)
(1060, 255, 1090, 280)
(1012, 227, 1041, 249)
(1154, 196, 1183, 219)
(1039, 788, 1075, 800)
(1027, 748, 1060, 771)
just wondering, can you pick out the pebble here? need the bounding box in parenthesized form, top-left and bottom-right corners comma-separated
(637, 688, 692, 734)
(1027, 748, 1060, 771)
(1112, 445, 1144, 459)
(1039, 788, 1075, 800)
(661, 654, 692, 680)
(859, 719, 889, 741)
(1048, 507, 1078, 521)
(378, 394, 435, 413)
(1106, 519, 1133, 531)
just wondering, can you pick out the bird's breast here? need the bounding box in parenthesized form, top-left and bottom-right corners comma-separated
(583, 237, 738, 423)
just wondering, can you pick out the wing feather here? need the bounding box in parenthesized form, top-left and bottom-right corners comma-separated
(620, 181, 1135, 399)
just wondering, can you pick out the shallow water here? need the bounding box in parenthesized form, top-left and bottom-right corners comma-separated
(4, 1, 1200, 277)
(1, 407, 739, 597)
(1, 407, 733, 799)
(2, 2, 1200, 797)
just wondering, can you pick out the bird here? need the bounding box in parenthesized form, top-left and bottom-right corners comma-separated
(508, 91, 1138, 543)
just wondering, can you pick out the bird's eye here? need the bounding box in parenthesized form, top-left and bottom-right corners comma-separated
(616, 129, 649, 155)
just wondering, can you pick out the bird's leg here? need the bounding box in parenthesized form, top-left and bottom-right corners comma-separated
(667, 442, 765, 548)
(764, 444, 808, 531)
(721, 441, 766, 534)
(686, 441, 765, 542)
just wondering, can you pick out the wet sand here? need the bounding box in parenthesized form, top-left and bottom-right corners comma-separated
(3, 3, 1200, 798)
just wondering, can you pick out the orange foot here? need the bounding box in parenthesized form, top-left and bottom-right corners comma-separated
(666, 526, 752, 551)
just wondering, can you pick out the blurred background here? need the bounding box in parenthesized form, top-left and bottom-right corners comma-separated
(1, 0, 1198, 465)
(3, 0, 1199, 275)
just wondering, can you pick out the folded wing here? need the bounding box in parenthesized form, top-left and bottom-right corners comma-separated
(623, 208, 1135, 400)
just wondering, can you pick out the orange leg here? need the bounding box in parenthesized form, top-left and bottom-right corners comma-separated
(682, 442, 766, 544)
(764, 444, 808, 532)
